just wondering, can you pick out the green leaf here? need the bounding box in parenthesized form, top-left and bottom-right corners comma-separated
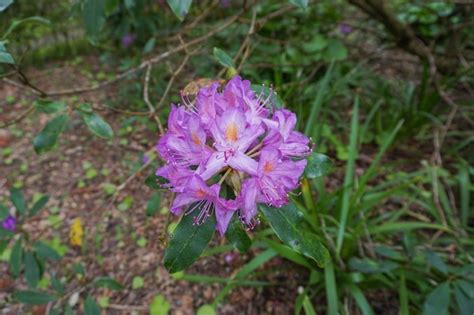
(289, 0, 308, 9)
(0, 45, 14, 64)
(167, 0, 192, 21)
(10, 187, 26, 214)
(323, 39, 348, 61)
(454, 284, 474, 315)
(84, 296, 101, 315)
(264, 238, 311, 268)
(30, 195, 49, 216)
(146, 192, 161, 216)
(0, 226, 14, 238)
(0, 204, 8, 219)
(197, 304, 215, 315)
(94, 276, 124, 291)
(304, 153, 333, 179)
(251, 84, 284, 109)
(259, 203, 329, 267)
(0, 0, 13, 12)
(422, 282, 450, 315)
(12, 290, 56, 305)
(213, 47, 234, 68)
(425, 250, 448, 274)
(456, 280, 474, 299)
(33, 241, 61, 261)
(302, 34, 327, 53)
(2, 17, 50, 39)
(348, 257, 398, 274)
(163, 209, 216, 273)
(25, 251, 40, 288)
(34, 100, 67, 114)
(145, 173, 168, 190)
(143, 37, 156, 54)
(225, 218, 251, 253)
(9, 237, 22, 278)
(83, 0, 106, 39)
(150, 294, 171, 315)
(33, 114, 69, 154)
(80, 111, 113, 139)
(302, 294, 317, 315)
(132, 276, 144, 289)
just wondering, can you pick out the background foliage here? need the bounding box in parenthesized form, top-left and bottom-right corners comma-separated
(1, 0, 473, 314)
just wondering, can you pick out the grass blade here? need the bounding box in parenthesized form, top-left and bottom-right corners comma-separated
(325, 261, 339, 315)
(304, 62, 335, 136)
(336, 97, 359, 254)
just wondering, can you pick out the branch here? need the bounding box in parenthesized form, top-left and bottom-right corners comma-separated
(1, 11, 243, 97)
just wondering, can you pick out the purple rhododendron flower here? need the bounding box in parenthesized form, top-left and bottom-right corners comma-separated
(2, 215, 16, 232)
(121, 33, 136, 48)
(155, 76, 311, 235)
(339, 23, 353, 35)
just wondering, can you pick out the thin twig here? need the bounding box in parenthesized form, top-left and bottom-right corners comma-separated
(2, 12, 243, 97)
(143, 64, 165, 134)
(156, 53, 192, 111)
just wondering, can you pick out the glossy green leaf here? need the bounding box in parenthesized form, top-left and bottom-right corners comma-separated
(167, 0, 192, 21)
(163, 209, 215, 273)
(259, 203, 329, 267)
(150, 294, 171, 315)
(30, 195, 49, 216)
(304, 153, 333, 179)
(422, 282, 450, 315)
(9, 237, 22, 278)
(225, 218, 251, 253)
(34, 241, 61, 261)
(80, 111, 113, 139)
(12, 290, 56, 305)
(146, 192, 161, 216)
(289, 0, 308, 9)
(213, 47, 234, 68)
(94, 276, 124, 291)
(25, 251, 40, 288)
(251, 84, 284, 109)
(33, 114, 69, 154)
(83, 0, 106, 39)
(0, 0, 13, 12)
(84, 296, 101, 315)
(10, 187, 26, 214)
(34, 100, 67, 114)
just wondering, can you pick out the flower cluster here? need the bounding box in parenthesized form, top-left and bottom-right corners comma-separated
(156, 76, 311, 235)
